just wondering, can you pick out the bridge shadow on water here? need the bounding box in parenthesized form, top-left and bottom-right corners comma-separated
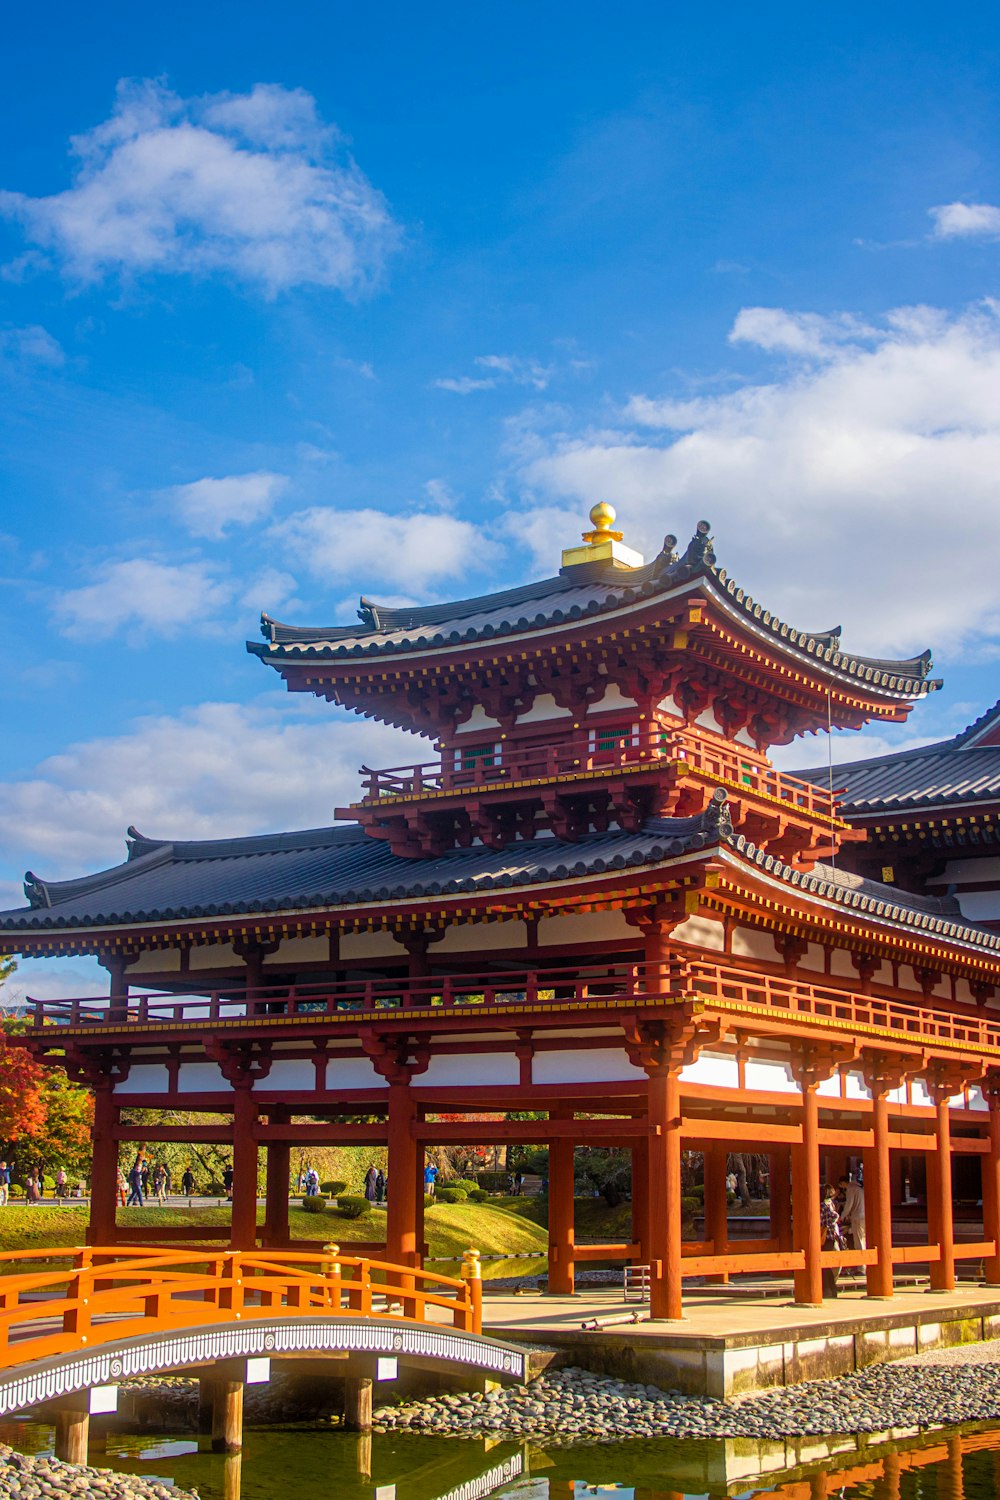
(5, 1417, 1000, 1499)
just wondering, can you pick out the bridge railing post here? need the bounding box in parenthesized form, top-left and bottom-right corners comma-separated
(218, 1252, 245, 1317)
(63, 1247, 94, 1340)
(460, 1248, 482, 1334)
(322, 1243, 342, 1311)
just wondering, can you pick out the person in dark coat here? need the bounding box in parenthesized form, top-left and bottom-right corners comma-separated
(363, 1165, 378, 1202)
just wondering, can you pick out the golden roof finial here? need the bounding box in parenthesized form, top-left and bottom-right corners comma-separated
(561, 501, 644, 572)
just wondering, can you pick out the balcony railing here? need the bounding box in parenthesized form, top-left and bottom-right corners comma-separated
(27, 958, 1000, 1062)
(357, 729, 841, 823)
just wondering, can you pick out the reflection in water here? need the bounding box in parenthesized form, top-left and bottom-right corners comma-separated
(2, 1416, 1000, 1499)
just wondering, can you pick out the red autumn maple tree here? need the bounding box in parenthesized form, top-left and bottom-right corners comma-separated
(0, 1030, 45, 1142)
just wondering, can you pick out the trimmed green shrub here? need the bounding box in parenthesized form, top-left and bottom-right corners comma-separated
(424, 1193, 435, 1207)
(301, 1194, 328, 1214)
(320, 1180, 347, 1196)
(475, 1171, 509, 1193)
(8, 1183, 24, 1199)
(467, 1187, 488, 1202)
(334, 1195, 372, 1220)
(435, 1185, 468, 1204)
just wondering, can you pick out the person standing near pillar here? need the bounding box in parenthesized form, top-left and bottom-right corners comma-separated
(838, 1174, 866, 1250)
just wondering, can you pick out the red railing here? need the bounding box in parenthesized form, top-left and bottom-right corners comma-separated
(27, 958, 1000, 1061)
(357, 729, 840, 822)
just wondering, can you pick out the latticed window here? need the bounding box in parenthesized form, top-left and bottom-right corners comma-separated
(454, 742, 500, 772)
(589, 723, 639, 755)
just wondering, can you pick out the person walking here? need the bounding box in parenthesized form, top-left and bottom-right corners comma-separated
(153, 1163, 168, 1206)
(374, 1169, 386, 1205)
(223, 1165, 234, 1201)
(820, 1183, 844, 1298)
(126, 1158, 144, 1207)
(0, 1162, 10, 1208)
(363, 1165, 378, 1203)
(54, 1167, 67, 1199)
(181, 1166, 195, 1198)
(838, 1174, 867, 1250)
(25, 1170, 41, 1205)
(423, 1161, 438, 1198)
(116, 1166, 128, 1207)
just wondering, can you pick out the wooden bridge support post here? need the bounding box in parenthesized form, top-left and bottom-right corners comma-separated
(344, 1375, 373, 1432)
(211, 1380, 244, 1453)
(547, 1110, 575, 1295)
(89, 1085, 119, 1246)
(703, 1143, 729, 1283)
(230, 1087, 259, 1252)
(53, 1407, 89, 1465)
(387, 1082, 419, 1268)
(197, 1377, 216, 1433)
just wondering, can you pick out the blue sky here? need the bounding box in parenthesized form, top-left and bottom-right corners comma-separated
(2, 3, 1000, 986)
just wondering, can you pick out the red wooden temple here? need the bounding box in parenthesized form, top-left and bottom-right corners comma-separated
(3, 507, 999, 1320)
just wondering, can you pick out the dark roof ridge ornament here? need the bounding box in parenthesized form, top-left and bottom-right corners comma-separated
(23, 872, 50, 910)
(652, 519, 716, 583)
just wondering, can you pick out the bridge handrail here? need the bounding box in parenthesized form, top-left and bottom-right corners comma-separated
(0, 1246, 483, 1371)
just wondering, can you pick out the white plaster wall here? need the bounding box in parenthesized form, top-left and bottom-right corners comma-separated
(679, 1052, 739, 1088)
(734, 728, 756, 748)
(657, 695, 681, 719)
(266, 936, 328, 965)
(115, 1065, 171, 1096)
(177, 1063, 233, 1094)
(931, 856, 1000, 884)
(454, 705, 502, 735)
(340, 931, 403, 960)
(694, 708, 725, 735)
(532, 1048, 646, 1085)
(128, 949, 181, 975)
(515, 693, 572, 725)
(538, 910, 634, 945)
(420, 1053, 520, 1088)
(744, 1058, 798, 1094)
(842, 1072, 871, 1101)
(730, 927, 778, 961)
(589, 683, 639, 713)
(264, 1060, 316, 1093)
(794, 943, 827, 973)
(437, 921, 527, 954)
(955, 979, 976, 1006)
(325, 1057, 384, 1091)
(671, 915, 726, 951)
(828, 948, 856, 979)
(189, 943, 237, 972)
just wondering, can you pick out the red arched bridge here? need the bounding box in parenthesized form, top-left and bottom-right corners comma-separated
(0, 1245, 526, 1459)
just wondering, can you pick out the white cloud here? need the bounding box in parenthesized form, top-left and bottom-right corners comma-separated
(0, 324, 64, 366)
(53, 558, 232, 641)
(930, 202, 1000, 240)
(435, 353, 554, 395)
(0, 79, 399, 296)
(0, 700, 406, 879)
(523, 301, 1000, 657)
(165, 470, 289, 539)
(273, 505, 499, 592)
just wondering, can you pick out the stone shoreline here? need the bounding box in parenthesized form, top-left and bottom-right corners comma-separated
(373, 1353, 1000, 1445)
(0, 1444, 198, 1500)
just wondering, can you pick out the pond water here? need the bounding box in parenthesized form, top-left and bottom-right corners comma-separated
(3, 1419, 1000, 1500)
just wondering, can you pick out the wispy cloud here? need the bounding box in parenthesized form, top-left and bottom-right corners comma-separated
(434, 352, 554, 394)
(53, 558, 233, 641)
(929, 202, 1000, 240)
(0, 324, 64, 366)
(0, 79, 400, 297)
(164, 470, 289, 539)
(272, 503, 500, 593)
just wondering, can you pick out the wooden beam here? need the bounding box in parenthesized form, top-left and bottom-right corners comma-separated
(414, 1119, 645, 1143)
(255, 1123, 388, 1144)
(681, 1118, 801, 1145)
(114, 1125, 234, 1143)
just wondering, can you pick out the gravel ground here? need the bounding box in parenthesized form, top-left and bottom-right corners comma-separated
(373, 1351, 1000, 1444)
(0, 1444, 198, 1500)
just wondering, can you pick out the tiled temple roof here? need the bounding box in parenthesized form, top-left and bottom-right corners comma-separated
(248, 526, 941, 700)
(800, 702, 1000, 815)
(4, 796, 998, 956)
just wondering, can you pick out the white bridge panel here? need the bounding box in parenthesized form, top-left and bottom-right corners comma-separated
(177, 1063, 233, 1095)
(679, 1052, 739, 1088)
(263, 1060, 315, 1093)
(420, 1053, 519, 1087)
(744, 1059, 797, 1094)
(532, 1048, 645, 1085)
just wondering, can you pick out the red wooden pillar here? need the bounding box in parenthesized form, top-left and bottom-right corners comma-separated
(793, 1082, 823, 1305)
(929, 1086, 956, 1292)
(230, 1088, 259, 1251)
(769, 1147, 792, 1252)
(632, 1137, 650, 1262)
(103, 953, 130, 1024)
(263, 1108, 290, 1249)
(547, 1116, 575, 1296)
(983, 1074, 1000, 1284)
(89, 1085, 119, 1245)
(647, 1062, 683, 1320)
(703, 1144, 729, 1283)
(387, 1082, 419, 1268)
(864, 1077, 895, 1298)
